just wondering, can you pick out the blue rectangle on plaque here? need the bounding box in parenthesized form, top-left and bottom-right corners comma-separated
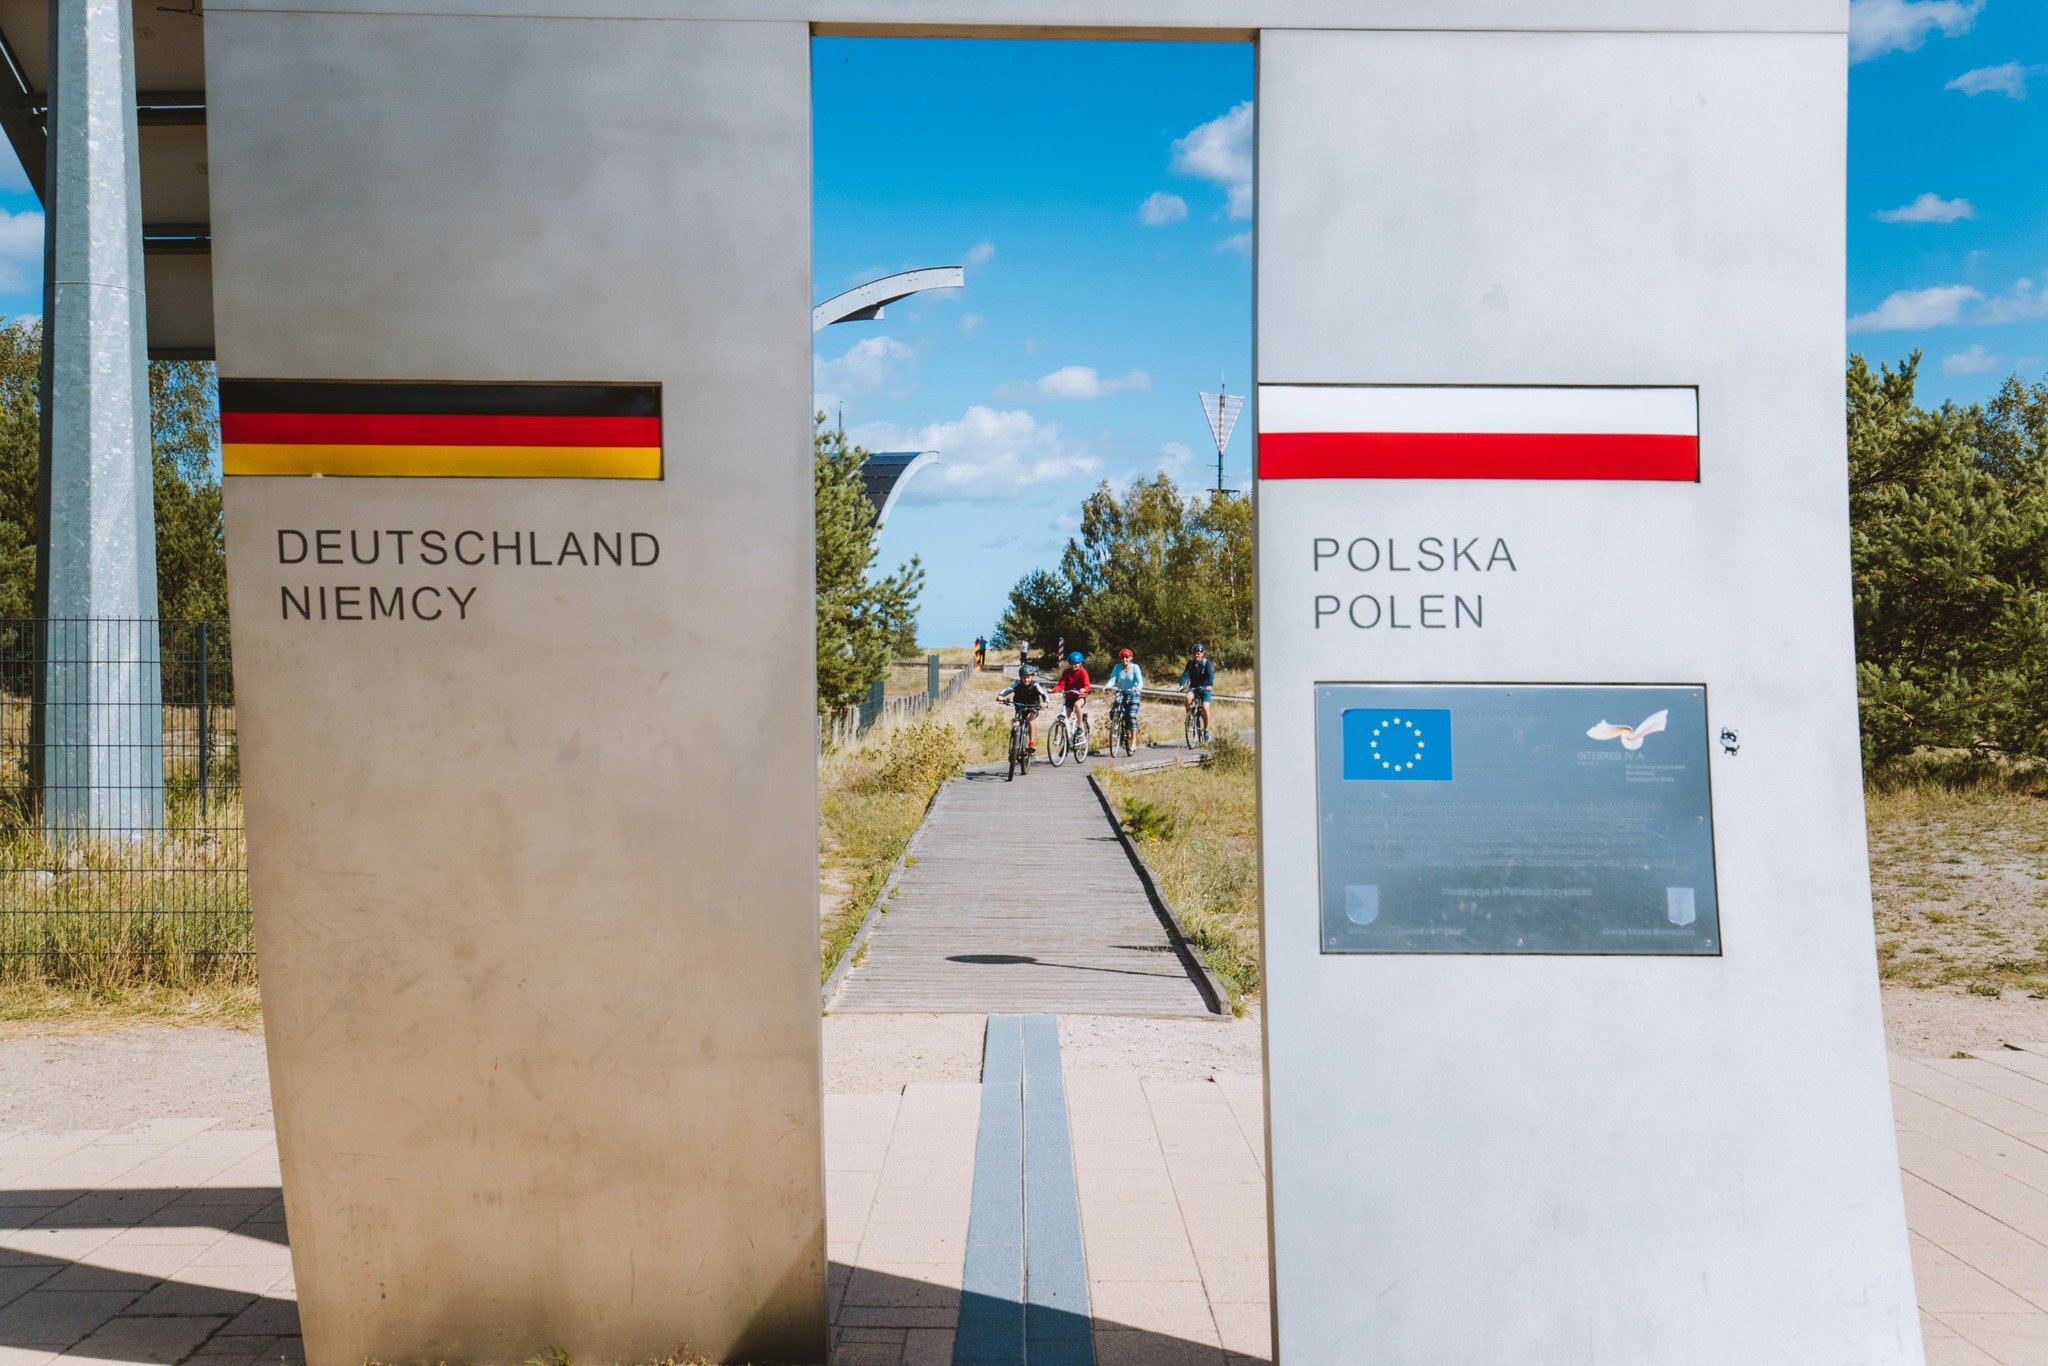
(1341, 708, 1453, 781)
(1316, 684, 1720, 956)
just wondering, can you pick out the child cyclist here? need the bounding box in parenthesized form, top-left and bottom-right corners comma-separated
(1057, 651, 1092, 737)
(997, 663, 1053, 753)
(1107, 648, 1144, 738)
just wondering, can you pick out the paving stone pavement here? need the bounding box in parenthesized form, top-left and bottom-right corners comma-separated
(0, 1119, 297, 1366)
(17, 1046, 2048, 1364)
(1895, 1044, 2048, 1365)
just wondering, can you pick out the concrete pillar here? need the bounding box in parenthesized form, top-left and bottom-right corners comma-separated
(928, 652, 940, 700)
(33, 0, 164, 838)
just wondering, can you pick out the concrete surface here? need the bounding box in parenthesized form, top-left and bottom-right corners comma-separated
(13, 1023, 2048, 1363)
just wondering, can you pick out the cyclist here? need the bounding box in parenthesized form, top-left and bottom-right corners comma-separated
(1179, 643, 1216, 742)
(997, 663, 1052, 753)
(1107, 648, 1144, 739)
(1056, 651, 1092, 737)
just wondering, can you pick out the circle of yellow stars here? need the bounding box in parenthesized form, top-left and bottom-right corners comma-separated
(1369, 717, 1427, 771)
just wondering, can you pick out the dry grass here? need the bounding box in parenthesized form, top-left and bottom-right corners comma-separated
(0, 980, 261, 1033)
(816, 663, 1010, 981)
(0, 785, 251, 992)
(1868, 767, 2048, 999)
(1098, 735, 1260, 1003)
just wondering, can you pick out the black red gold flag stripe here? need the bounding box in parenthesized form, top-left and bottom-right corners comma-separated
(219, 380, 663, 479)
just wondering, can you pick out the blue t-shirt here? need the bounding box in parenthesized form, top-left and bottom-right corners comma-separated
(1108, 662, 1145, 693)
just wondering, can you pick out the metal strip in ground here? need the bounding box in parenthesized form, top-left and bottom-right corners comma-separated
(955, 1015, 1097, 1366)
(957, 1015, 1025, 1365)
(1022, 1014, 1095, 1366)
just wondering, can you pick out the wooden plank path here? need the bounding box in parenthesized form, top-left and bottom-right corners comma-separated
(830, 755, 1215, 1016)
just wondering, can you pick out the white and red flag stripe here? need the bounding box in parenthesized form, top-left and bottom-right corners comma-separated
(1257, 385, 1699, 481)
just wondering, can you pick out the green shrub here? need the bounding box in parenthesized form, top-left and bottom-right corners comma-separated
(1203, 733, 1255, 774)
(1119, 797, 1178, 843)
(872, 720, 967, 796)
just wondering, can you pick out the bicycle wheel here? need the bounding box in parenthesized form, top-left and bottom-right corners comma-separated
(1072, 719, 1089, 762)
(1185, 706, 1199, 749)
(1049, 716, 1069, 766)
(1008, 720, 1024, 780)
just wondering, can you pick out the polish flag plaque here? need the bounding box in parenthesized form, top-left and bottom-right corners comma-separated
(1258, 384, 1699, 482)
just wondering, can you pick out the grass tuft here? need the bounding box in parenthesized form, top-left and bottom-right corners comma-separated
(1100, 755, 1259, 998)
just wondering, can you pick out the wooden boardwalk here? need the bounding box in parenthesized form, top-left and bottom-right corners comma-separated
(830, 755, 1215, 1016)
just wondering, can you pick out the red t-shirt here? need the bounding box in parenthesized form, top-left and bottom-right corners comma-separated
(1058, 665, 1091, 696)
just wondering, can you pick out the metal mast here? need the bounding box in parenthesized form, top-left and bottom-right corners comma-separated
(1198, 377, 1246, 497)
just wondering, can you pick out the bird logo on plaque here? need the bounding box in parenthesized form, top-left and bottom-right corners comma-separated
(1585, 709, 1670, 750)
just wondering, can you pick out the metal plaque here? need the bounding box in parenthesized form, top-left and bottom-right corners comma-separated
(1316, 684, 1720, 955)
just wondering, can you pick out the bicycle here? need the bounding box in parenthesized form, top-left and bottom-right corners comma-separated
(1006, 707, 1035, 780)
(1049, 694, 1091, 767)
(1184, 693, 1210, 748)
(1110, 692, 1139, 756)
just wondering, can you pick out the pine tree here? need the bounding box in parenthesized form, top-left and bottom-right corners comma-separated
(814, 416, 923, 714)
(1850, 353, 2048, 764)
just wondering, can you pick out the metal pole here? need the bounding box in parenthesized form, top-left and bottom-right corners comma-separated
(927, 652, 940, 701)
(33, 0, 163, 840)
(196, 619, 208, 820)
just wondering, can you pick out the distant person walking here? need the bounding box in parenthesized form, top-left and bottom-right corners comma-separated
(974, 636, 986, 670)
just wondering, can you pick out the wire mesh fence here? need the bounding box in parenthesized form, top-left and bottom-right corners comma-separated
(0, 618, 246, 986)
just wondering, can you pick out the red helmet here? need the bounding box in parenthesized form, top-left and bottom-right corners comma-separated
(1119, 648, 1133, 659)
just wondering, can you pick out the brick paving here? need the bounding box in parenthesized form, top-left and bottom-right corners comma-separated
(0, 1119, 296, 1366)
(1895, 1046, 2048, 1365)
(16, 1047, 2048, 1364)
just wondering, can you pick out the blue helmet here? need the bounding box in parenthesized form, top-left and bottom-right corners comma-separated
(1193, 643, 1207, 653)
(1069, 651, 1084, 664)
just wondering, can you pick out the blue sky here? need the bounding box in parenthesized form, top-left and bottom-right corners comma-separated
(814, 38, 1255, 646)
(0, 10, 2033, 646)
(1847, 0, 2048, 403)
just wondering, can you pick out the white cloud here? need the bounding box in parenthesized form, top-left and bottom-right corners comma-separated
(1848, 0, 1983, 62)
(1942, 344, 2004, 375)
(1979, 276, 2048, 325)
(1171, 101, 1253, 220)
(1017, 365, 1151, 401)
(1947, 62, 2033, 97)
(960, 312, 984, 339)
(0, 209, 43, 293)
(1218, 231, 1252, 255)
(1138, 192, 1188, 226)
(1157, 442, 1196, 471)
(1874, 192, 1975, 223)
(1847, 283, 1982, 331)
(850, 406, 1099, 500)
(813, 335, 913, 393)
(1053, 512, 1081, 533)
(965, 240, 996, 266)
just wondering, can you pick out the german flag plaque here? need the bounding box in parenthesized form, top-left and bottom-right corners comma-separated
(220, 380, 663, 479)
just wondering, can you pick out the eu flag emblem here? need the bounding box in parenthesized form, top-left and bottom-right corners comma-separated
(1342, 709, 1453, 781)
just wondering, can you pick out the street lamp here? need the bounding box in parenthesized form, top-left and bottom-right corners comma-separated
(813, 266, 964, 331)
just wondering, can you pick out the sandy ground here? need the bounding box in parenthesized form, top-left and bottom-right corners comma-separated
(3, 987, 2022, 1135)
(821, 1006, 1264, 1092)
(0, 1006, 1268, 1131)
(1881, 983, 2048, 1057)
(0, 1025, 273, 1129)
